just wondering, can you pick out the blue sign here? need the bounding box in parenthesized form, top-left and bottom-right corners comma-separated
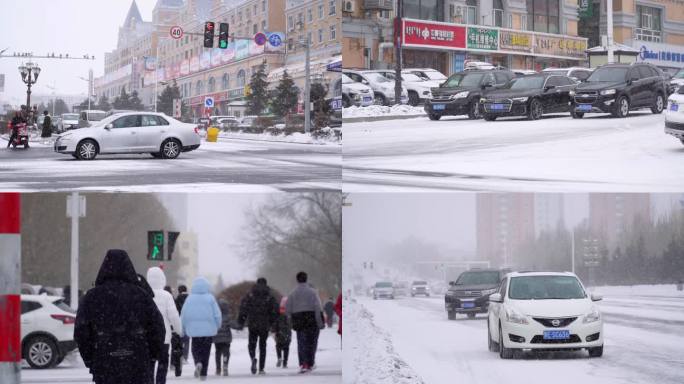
(639, 44, 684, 65)
(254, 32, 267, 46)
(204, 97, 214, 108)
(268, 33, 283, 47)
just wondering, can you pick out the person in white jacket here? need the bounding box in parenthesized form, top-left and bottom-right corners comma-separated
(147, 267, 183, 384)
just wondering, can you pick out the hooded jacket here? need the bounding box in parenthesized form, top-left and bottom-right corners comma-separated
(180, 277, 221, 337)
(74, 250, 165, 383)
(147, 267, 183, 344)
(286, 283, 324, 331)
(213, 299, 233, 344)
(237, 282, 278, 332)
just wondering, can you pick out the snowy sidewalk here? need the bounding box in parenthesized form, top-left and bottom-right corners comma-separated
(343, 105, 426, 123)
(22, 327, 342, 383)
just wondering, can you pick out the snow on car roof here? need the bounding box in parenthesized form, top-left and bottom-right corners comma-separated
(507, 271, 576, 277)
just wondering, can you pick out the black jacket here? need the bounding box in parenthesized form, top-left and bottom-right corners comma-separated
(272, 313, 292, 345)
(237, 283, 278, 332)
(74, 250, 165, 383)
(213, 299, 233, 344)
(175, 292, 188, 313)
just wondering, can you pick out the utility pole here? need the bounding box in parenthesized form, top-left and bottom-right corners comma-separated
(67, 193, 85, 311)
(304, 36, 311, 134)
(571, 229, 576, 274)
(606, 0, 614, 63)
(394, 0, 403, 106)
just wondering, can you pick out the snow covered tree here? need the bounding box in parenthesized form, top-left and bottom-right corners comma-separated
(129, 90, 144, 111)
(270, 70, 299, 118)
(310, 82, 331, 129)
(112, 87, 131, 110)
(96, 96, 111, 112)
(157, 80, 185, 117)
(246, 61, 269, 116)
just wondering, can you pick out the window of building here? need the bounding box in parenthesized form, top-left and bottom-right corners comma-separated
(308, 8, 313, 22)
(330, 24, 336, 40)
(329, 0, 336, 15)
(196, 80, 203, 95)
(319, 3, 324, 18)
(636, 5, 662, 42)
(288, 15, 294, 29)
(246, 7, 250, 17)
(237, 69, 246, 86)
(222, 73, 229, 89)
(526, 0, 559, 33)
(405, 0, 444, 21)
(253, 4, 257, 14)
(208, 77, 215, 93)
(465, 0, 478, 24)
(318, 28, 323, 42)
(493, 0, 504, 27)
(262, 20, 266, 31)
(253, 23, 258, 34)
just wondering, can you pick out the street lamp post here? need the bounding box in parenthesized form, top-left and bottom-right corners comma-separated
(18, 62, 41, 114)
(296, 36, 312, 134)
(394, 0, 403, 106)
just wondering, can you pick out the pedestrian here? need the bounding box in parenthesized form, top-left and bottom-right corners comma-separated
(164, 285, 173, 296)
(324, 297, 335, 328)
(147, 267, 183, 384)
(175, 284, 190, 361)
(74, 250, 165, 384)
(334, 293, 342, 337)
(213, 298, 232, 376)
(273, 297, 292, 369)
(7, 111, 24, 148)
(41, 110, 51, 139)
(180, 277, 221, 381)
(286, 271, 324, 374)
(237, 277, 278, 375)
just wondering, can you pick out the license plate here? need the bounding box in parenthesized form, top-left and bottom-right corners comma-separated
(433, 104, 445, 111)
(461, 302, 475, 308)
(671, 104, 679, 112)
(363, 96, 372, 103)
(543, 330, 570, 340)
(578, 104, 592, 112)
(490, 103, 506, 110)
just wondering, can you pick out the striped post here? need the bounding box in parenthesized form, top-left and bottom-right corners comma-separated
(0, 193, 21, 384)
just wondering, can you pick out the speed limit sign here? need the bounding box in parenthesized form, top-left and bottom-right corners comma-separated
(170, 26, 183, 39)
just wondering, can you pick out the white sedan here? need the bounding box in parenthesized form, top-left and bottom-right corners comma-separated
(54, 112, 201, 160)
(487, 271, 603, 359)
(665, 89, 684, 145)
(21, 295, 77, 369)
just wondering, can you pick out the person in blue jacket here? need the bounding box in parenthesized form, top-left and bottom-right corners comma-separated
(180, 277, 221, 381)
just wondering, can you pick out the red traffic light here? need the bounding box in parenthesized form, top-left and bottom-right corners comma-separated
(205, 22, 214, 30)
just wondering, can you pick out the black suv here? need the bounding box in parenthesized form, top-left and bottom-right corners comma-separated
(481, 74, 578, 121)
(426, 69, 515, 120)
(572, 63, 668, 118)
(445, 269, 509, 320)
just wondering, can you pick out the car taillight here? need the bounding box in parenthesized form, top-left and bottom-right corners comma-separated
(194, 126, 200, 135)
(51, 314, 76, 324)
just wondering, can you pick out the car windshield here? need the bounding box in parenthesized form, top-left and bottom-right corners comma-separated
(455, 271, 500, 285)
(62, 113, 78, 120)
(543, 70, 567, 76)
(52, 298, 76, 313)
(423, 71, 447, 80)
(586, 67, 628, 82)
(363, 73, 391, 83)
(375, 282, 392, 288)
(508, 76, 545, 90)
(674, 69, 684, 79)
(402, 73, 425, 82)
(342, 74, 354, 83)
(443, 73, 484, 88)
(412, 281, 427, 285)
(509, 275, 587, 300)
(87, 112, 107, 121)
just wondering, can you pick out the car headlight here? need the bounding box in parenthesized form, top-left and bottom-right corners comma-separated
(600, 89, 616, 96)
(583, 308, 601, 324)
(569, 90, 576, 96)
(450, 91, 469, 99)
(505, 307, 529, 324)
(446, 290, 456, 296)
(511, 97, 528, 102)
(481, 288, 498, 295)
(422, 90, 430, 96)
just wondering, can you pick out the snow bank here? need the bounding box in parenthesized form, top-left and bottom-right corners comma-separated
(343, 105, 426, 118)
(591, 284, 684, 298)
(218, 129, 341, 145)
(344, 298, 425, 384)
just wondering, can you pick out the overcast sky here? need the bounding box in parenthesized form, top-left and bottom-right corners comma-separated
(0, 0, 158, 102)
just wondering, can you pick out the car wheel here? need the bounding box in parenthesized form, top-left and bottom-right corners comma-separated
(680, 139, 684, 146)
(25, 336, 59, 369)
(612, 96, 629, 118)
(651, 93, 664, 114)
(527, 99, 543, 120)
(488, 320, 499, 352)
(483, 114, 497, 121)
(150, 152, 162, 159)
(160, 139, 181, 159)
(588, 345, 603, 357)
(374, 94, 387, 106)
(499, 324, 513, 359)
(571, 110, 584, 119)
(408, 91, 420, 106)
(428, 113, 441, 121)
(76, 139, 98, 160)
(467, 99, 481, 119)
(467, 313, 476, 319)
(447, 311, 456, 320)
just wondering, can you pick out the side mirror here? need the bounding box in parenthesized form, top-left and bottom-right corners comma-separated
(591, 293, 603, 302)
(104, 124, 113, 130)
(482, 81, 494, 89)
(489, 293, 503, 303)
(448, 281, 455, 287)
(544, 85, 556, 92)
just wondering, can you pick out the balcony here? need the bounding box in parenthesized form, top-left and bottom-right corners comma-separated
(635, 28, 661, 43)
(364, 0, 393, 11)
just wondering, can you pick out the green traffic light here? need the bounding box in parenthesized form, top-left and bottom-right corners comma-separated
(220, 41, 227, 48)
(151, 245, 161, 260)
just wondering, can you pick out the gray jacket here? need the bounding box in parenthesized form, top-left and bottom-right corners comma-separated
(286, 283, 323, 329)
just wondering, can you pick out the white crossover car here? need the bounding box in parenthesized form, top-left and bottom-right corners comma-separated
(342, 73, 374, 107)
(665, 88, 684, 145)
(487, 272, 603, 359)
(343, 70, 409, 106)
(21, 295, 77, 369)
(373, 281, 395, 300)
(54, 112, 201, 160)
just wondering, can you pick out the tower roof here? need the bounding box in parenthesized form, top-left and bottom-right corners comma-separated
(123, 0, 144, 28)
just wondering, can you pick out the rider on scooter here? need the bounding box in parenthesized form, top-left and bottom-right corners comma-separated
(7, 111, 27, 149)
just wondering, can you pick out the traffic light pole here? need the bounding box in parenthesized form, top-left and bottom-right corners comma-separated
(69, 192, 79, 311)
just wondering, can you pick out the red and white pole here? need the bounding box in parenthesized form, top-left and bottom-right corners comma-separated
(0, 193, 21, 384)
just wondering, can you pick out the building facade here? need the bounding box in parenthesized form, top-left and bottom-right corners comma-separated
(535, 194, 565, 236)
(476, 193, 535, 268)
(343, 0, 588, 74)
(588, 193, 652, 247)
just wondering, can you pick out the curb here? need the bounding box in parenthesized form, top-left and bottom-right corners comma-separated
(343, 114, 426, 124)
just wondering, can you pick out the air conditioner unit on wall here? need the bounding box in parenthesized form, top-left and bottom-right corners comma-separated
(343, 0, 355, 13)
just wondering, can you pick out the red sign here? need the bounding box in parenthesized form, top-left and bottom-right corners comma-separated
(170, 26, 183, 40)
(403, 19, 466, 50)
(254, 32, 267, 46)
(0, 295, 21, 362)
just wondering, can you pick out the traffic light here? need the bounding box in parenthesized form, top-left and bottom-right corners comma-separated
(148, 230, 165, 261)
(218, 23, 229, 49)
(168, 231, 180, 261)
(204, 22, 215, 48)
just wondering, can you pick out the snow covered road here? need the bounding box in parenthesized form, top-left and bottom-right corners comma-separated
(0, 137, 341, 192)
(22, 327, 342, 383)
(343, 113, 684, 192)
(345, 286, 684, 384)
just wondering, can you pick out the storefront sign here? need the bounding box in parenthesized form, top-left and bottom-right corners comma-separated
(535, 36, 587, 59)
(467, 27, 498, 51)
(402, 19, 466, 50)
(499, 30, 534, 53)
(633, 40, 684, 68)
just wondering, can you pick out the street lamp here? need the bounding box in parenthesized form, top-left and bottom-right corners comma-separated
(296, 21, 312, 134)
(18, 62, 41, 115)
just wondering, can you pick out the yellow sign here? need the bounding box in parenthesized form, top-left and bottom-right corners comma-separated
(244, 84, 251, 96)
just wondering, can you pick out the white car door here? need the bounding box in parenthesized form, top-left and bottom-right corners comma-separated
(100, 115, 141, 153)
(489, 277, 507, 341)
(137, 115, 169, 152)
(21, 299, 40, 338)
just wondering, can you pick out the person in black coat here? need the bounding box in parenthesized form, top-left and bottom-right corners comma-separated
(41, 110, 51, 138)
(237, 278, 278, 375)
(273, 297, 292, 368)
(175, 285, 190, 361)
(74, 250, 165, 384)
(213, 299, 233, 376)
